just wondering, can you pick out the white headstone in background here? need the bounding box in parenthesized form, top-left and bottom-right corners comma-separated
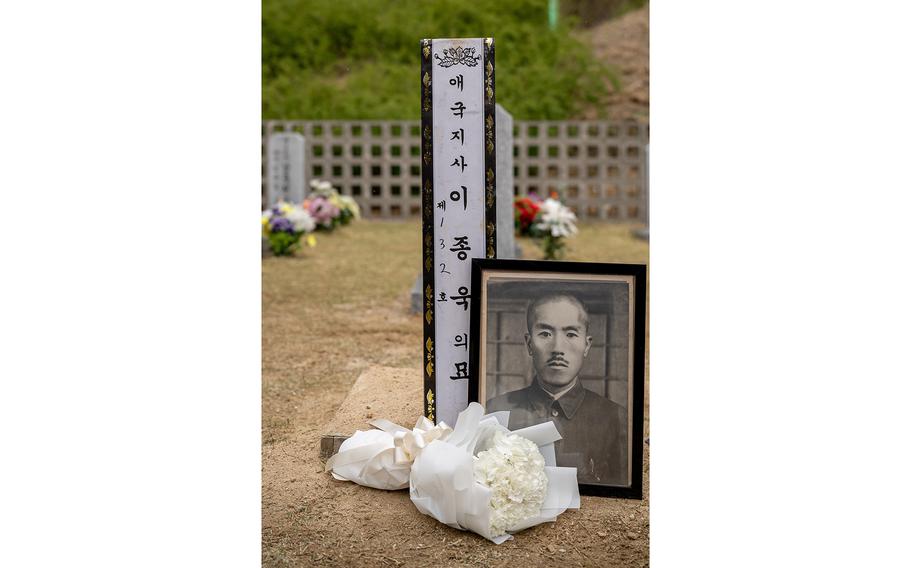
(634, 143, 649, 241)
(495, 104, 516, 259)
(267, 133, 306, 205)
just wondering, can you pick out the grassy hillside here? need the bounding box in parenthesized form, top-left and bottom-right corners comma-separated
(262, 0, 617, 120)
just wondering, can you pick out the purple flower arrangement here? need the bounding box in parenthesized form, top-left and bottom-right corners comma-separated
(306, 196, 341, 229)
(261, 180, 361, 256)
(261, 203, 316, 256)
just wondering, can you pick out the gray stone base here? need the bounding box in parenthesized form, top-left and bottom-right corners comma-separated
(320, 366, 423, 461)
(410, 273, 422, 314)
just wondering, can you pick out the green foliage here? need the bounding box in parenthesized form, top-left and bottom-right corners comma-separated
(615, 0, 649, 19)
(262, 0, 615, 119)
(338, 208, 354, 225)
(537, 233, 567, 260)
(268, 232, 302, 256)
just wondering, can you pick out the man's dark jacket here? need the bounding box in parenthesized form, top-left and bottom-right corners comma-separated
(486, 378, 628, 486)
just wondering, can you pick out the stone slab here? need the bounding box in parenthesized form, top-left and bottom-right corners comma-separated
(320, 366, 423, 461)
(409, 273, 422, 314)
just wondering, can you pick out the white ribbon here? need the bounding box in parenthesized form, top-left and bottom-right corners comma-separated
(325, 416, 451, 490)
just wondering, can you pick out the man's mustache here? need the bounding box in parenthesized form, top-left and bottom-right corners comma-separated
(546, 356, 569, 366)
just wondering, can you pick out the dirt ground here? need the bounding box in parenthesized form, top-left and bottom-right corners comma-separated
(262, 220, 649, 566)
(578, 4, 650, 121)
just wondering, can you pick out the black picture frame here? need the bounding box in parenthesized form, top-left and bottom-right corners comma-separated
(469, 259, 646, 499)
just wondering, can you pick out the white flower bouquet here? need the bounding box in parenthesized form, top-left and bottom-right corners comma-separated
(531, 197, 578, 259)
(326, 403, 580, 543)
(473, 430, 549, 537)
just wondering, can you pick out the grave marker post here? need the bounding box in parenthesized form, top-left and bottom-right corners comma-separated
(421, 38, 497, 426)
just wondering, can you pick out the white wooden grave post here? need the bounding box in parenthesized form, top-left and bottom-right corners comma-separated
(421, 38, 496, 425)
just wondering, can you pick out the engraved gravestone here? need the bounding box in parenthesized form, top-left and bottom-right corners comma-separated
(267, 132, 307, 205)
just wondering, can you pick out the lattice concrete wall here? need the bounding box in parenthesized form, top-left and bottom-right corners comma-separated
(262, 120, 648, 221)
(513, 121, 649, 221)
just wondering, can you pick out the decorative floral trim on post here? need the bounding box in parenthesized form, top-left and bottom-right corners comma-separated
(420, 38, 436, 423)
(483, 38, 496, 260)
(425, 389, 435, 423)
(434, 46, 481, 67)
(486, 222, 496, 259)
(424, 285, 434, 326)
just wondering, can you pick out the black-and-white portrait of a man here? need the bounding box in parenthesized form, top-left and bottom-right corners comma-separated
(481, 277, 635, 487)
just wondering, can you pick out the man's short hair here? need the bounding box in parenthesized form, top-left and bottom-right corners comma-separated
(526, 293, 590, 334)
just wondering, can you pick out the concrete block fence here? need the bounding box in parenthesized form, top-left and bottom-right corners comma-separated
(262, 119, 648, 222)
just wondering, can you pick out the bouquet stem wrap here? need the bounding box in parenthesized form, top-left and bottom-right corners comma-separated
(325, 415, 452, 490)
(326, 402, 581, 543)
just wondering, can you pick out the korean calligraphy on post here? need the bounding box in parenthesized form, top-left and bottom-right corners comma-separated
(423, 38, 494, 426)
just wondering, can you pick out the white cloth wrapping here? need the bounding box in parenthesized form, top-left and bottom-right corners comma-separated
(409, 402, 581, 543)
(325, 416, 452, 490)
(325, 402, 580, 543)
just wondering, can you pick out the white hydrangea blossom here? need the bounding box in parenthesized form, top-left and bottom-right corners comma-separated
(309, 179, 334, 195)
(534, 197, 578, 238)
(473, 431, 549, 537)
(285, 205, 316, 233)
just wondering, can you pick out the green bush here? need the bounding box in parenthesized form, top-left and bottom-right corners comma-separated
(262, 0, 616, 119)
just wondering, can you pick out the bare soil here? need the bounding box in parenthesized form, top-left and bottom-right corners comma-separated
(262, 220, 649, 566)
(578, 4, 650, 121)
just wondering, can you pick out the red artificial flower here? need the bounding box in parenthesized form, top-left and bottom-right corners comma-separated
(514, 197, 541, 235)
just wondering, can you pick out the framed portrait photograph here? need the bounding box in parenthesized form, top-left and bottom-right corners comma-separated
(469, 259, 646, 498)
